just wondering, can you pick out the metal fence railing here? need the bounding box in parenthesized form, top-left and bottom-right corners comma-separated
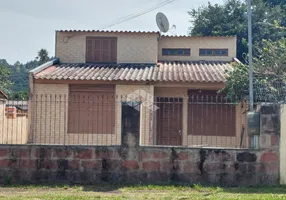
(0, 100, 28, 144)
(0, 94, 250, 148)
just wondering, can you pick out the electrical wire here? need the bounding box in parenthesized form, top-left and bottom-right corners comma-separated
(100, 0, 178, 29)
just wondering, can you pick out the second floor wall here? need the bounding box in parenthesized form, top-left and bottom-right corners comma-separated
(158, 36, 236, 62)
(56, 31, 159, 64)
(55, 30, 237, 64)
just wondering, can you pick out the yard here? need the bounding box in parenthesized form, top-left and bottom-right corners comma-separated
(0, 184, 285, 200)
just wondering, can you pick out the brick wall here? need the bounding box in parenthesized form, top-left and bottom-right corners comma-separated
(0, 145, 278, 186)
(56, 32, 158, 63)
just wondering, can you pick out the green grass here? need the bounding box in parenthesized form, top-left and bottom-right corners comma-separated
(0, 184, 286, 199)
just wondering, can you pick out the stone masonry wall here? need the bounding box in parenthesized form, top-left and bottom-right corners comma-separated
(259, 104, 280, 149)
(0, 145, 278, 186)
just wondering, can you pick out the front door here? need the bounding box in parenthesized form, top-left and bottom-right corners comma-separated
(157, 98, 183, 145)
(122, 102, 140, 147)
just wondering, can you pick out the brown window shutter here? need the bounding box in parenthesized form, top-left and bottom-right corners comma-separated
(110, 39, 117, 62)
(86, 37, 117, 63)
(102, 39, 110, 62)
(86, 39, 94, 63)
(93, 39, 101, 62)
(68, 85, 115, 134)
(187, 90, 236, 137)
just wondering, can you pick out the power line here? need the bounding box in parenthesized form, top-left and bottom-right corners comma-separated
(100, 0, 177, 30)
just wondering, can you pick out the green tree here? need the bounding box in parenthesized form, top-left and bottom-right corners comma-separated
(0, 59, 12, 94)
(9, 90, 28, 100)
(263, 0, 286, 7)
(189, 0, 285, 61)
(36, 49, 50, 65)
(221, 38, 286, 102)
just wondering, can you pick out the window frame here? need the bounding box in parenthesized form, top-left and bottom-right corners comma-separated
(162, 48, 191, 56)
(199, 49, 228, 56)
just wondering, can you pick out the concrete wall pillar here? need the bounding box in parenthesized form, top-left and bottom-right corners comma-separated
(280, 104, 286, 184)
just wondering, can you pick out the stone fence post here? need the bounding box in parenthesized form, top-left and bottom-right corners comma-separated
(259, 104, 280, 149)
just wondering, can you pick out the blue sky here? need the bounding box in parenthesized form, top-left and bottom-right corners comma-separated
(0, 0, 224, 64)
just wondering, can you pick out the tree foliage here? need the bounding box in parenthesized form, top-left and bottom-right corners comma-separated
(0, 48, 49, 99)
(0, 59, 12, 94)
(221, 38, 286, 102)
(263, 0, 286, 7)
(36, 49, 50, 65)
(189, 0, 286, 61)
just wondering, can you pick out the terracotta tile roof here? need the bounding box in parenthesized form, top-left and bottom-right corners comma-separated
(56, 30, 236, 38)
(34, 61, 232, 83)
(56, 30, 159, 34)
(161, 35, 236, 38)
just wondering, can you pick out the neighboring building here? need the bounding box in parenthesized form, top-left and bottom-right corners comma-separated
(28, 30, 246, 147)
(0, 91, 28, 144)
(0, 90, 8, 126)
(0, 90, 8, 100)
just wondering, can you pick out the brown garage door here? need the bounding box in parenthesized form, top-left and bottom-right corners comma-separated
(157, 98, 183, 146)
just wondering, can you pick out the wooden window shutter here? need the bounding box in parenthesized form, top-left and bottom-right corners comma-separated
(68, 85, 115, 134)
(93, 39, 101, 62)
(110, 39, 117, 62)
(102, 39, 111, 62)
(86, 37, 117, 63)
(86, 39, 94, 62)
(187, 90, 236, 137)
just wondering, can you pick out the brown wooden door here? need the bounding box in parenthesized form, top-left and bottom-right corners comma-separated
(157, 98, 183, 145)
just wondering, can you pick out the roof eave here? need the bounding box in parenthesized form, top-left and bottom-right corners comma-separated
(0, 90, 8, 100)
(56, 30, 160, 34)
(29, 58, 59, 74)
(233, 58, 242, 64)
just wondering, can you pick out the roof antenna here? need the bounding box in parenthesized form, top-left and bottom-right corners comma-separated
(169, 25, 177, 36)
(156, 12, 169, 40)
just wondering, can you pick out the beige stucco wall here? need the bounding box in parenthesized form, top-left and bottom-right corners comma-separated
(280, 104, 286, 184)
(31, 84, 69, 144)
(31, 83, 155, 145)
(115, 85, 154, 146)
(30, 82, 246, 148)
(56, 32, 158, 64)
(158, 36, 237, 62)
(31, 83, 122, 145)
(154, 87, 246, 148)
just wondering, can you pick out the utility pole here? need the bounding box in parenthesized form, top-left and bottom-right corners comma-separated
(247, 0, 259, 149)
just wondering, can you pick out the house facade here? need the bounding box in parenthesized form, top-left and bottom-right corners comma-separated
(28, 30, 247, 147)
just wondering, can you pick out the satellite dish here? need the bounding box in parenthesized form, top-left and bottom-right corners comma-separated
(156, 12, 169, 33)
